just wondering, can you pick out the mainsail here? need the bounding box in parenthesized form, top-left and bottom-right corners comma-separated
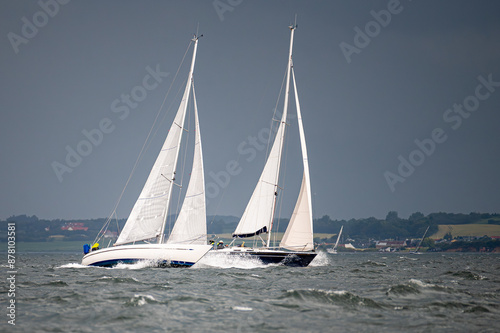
(115, 38, 199, 246)
(232, 25, 296, 240)
(280, 68, 314, 251)
(167, 85, 207, 245)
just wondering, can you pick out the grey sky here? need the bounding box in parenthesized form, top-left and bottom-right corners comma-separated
(1, 0, 499, 222)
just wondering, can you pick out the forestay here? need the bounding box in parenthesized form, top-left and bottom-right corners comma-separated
(167, 85, 207, 245)
(280, 69, 314, 251)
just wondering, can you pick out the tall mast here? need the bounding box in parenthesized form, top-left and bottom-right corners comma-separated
(266, 24, 296, 247)
(158, 35, 200, 243)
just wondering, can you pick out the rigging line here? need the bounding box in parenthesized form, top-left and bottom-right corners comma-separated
(143, 74, 189, 157)
(115, 212, 121, 237)
(103, 40, 194, 238)
(265, 65, 289, 160)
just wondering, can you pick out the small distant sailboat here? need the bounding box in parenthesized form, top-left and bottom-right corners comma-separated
(327, 226, 343, 254)
(216, 23, 317, 267)
(82, 34, 211, 267)
(411, 226, 430, 254)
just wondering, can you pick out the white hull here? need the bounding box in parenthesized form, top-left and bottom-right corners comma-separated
(82, 243, 212, 267)
(215, 246, 317, 267)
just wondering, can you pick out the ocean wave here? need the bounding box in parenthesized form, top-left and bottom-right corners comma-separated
(409, 278, 436, 288)
(387, 279, 462, 297)
(428, 301, 491, 313)
(386, 283, 421, 295)
(359, 260, 387, 267)
(57, 262, 91, 269)
(93, 276, 142, 284)
(445, 270, 487, 280)
(283, 288, 382, 309)
(125, 294, 159, 307)
(44, 280, 69, 287)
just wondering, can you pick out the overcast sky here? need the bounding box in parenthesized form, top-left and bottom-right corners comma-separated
(1, 0, 499, 222)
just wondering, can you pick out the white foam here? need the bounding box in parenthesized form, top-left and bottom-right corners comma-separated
(57, 262, 90, 269)
(289, 288, 348, 296)
(409, 278, 435, 288)
(132, 294, 156, 306)
(195, 251, 268, 269)
(112, 260, 157, 270)
(233, 306, 253, 311)
(309, 251, 330, 267)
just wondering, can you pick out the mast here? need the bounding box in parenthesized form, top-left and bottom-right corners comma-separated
(158, 35, 200, 243)
(414, 226, 430, 253)
(266, 24, 296, 247)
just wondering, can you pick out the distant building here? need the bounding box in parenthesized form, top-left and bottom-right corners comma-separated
(375, 240, 408, 249)
(61, 222, 88, 231)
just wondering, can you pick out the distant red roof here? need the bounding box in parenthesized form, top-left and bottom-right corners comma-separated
(61, 222, 88, 231)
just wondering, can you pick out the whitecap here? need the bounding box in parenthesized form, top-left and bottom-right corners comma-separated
(233, 306, 253, 311)
(57, 262, 90, 269)
(112, 260, 157, 270)
(195, 252, 268, 269)
(409, 278, 435, 288)
(309, 251, 330, 267)
(131, 294, 156, 306)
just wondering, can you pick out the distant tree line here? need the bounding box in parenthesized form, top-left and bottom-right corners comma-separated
(1, 211, 499, 243)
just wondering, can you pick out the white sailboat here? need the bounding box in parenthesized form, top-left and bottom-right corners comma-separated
(411, 226, 430, 254)
(82, 35, 211, 267)
(327, 226, 343, 254)
(216, 24, 317, 267)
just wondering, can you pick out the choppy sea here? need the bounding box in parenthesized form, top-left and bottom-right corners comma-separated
(2, 250, 500, 332)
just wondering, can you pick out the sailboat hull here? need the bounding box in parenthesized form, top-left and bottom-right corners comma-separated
(82, 243, 212, 268)
(216, 247, 317, 267)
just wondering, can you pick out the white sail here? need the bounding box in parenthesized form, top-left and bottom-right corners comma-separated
(232, 118, 286, 238)
(280, 68, 314, 251)
(232, 26, 296, 240)
(334, 226, 343, 250)
(167, 85, 207, 245)
(115, 39, 198, 246)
